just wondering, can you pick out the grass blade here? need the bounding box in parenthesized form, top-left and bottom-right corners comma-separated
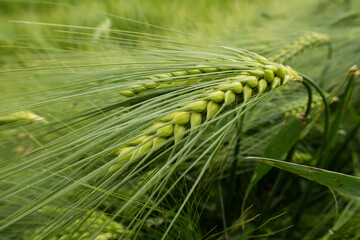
(253, 157, 360, 200)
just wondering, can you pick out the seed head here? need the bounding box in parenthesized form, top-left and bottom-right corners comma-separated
(111, 58, 304, 173)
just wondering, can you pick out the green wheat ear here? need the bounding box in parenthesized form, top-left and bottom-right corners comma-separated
(283, 93, 337, 117)
(109, 61, 302, 173)
(118, 60, 302, 99)
(0, 111, 47, 125)
(118, 65, 237, 98)
(271, 33, 331, 63)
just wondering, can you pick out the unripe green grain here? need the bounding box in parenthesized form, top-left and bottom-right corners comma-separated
(138, 139, 153, 153)
(131, 148, 141, 159)
(218, 66, 234, 71)
(215, 82, 232, 90)
(172, 112, 190, 125)
(157, 124, 174, 137)
(229, 82, 243, 94)
(153, 137, 166, 151)
(130, 85, 147, 93)
(283, 75, 291, 85)
(158, 83, 171, 88)
(190, 112, 202, 128)
(224, 90, 236, 105)
(160, 112, 177, 122)
(187, 69, 202, 75)
(248, 69, 264, 78)
(129, 135, 150, 145)
(271, 77, 281, 89)
(264, 69, 275, 82)
(120, 90, 136, 97)
(156, 73, 172, 79)
(146, 122, 164, 132)
(208, 91, 225, 103)
(201, 67, 218, 73)
(277, 65, 287, 79)
(144, 81, 157, 89)
(171, 82, 184, 86)
(114, 147, 133, 160)
(246, 76, 259, 88)
(243, 85, 252, 102)
(171, 71, 187, 77)
(258, 79, 267, 94)
(149, 75, 159, 80)
(265, 65, 278, 75)
(0, 111, 47, 125)
(207, 101, 219, 119)
(108, 162, 123, 174)
(174, 124, 186, 144)
(234, 75, 258, 88)
(184, 101, 207, 112)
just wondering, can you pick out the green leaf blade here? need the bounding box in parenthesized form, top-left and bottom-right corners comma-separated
(254, 157, 360, 200)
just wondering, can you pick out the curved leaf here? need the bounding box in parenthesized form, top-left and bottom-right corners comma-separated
(252, 157, 360, 200)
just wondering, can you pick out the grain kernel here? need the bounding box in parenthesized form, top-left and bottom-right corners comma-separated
(184, 101, 207, 112)
(224, 90, 236, 105)
(120, 90, 136, 97)
(173, 112, 190, 125)
(157, 124, 174, 137)
(174, 124, 186, 144)
(243, 85, 252, 102)
(207, 101, 219, 119)
(208, 91, 225, 103)
(264, 70, 275, 82)
(258, 79, 267, 94)
(190, 112, 203, 128)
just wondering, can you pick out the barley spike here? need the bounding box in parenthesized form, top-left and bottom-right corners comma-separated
(110, 60, 302, 173)
(271, 33, 331, 63)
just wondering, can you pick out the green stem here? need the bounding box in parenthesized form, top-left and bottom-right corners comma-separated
(260, 81, 311, 224)
(282, 74, 331, 238)
(301, 74, 330, 148)
(302, 81, 313, 118)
